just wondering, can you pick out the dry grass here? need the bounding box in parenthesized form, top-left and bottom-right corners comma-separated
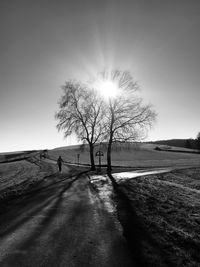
(0, 158, 57, 201)
(49, 144, 200, 168)
(117, 168, 200, 266)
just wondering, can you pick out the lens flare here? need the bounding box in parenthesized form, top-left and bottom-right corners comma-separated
(97, 80, 119, 99)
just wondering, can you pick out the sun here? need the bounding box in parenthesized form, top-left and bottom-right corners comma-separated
(97, 80, 119, 99)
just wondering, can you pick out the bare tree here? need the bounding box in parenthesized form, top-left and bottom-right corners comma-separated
(55, 80, 105, 170)
(96, 70, 157, 173)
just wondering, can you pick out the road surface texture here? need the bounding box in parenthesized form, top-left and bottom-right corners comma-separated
(0, 170, 134, 266)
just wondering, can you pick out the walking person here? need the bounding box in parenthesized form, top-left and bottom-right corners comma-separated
(57, 156, 64, 172)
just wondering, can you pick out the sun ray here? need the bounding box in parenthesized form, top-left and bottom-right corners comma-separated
(95, 79, 119, 99)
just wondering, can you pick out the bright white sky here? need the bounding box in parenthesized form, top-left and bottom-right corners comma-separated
(0, 0, 200, 152)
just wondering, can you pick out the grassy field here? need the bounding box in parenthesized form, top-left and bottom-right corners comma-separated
(0, 157, 57, 202)
(49, 143, 200, 168)
(0, 150, 38, 163)
(116, 168, 200, 266)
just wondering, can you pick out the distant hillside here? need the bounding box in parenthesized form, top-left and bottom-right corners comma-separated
(0, 150, 38, 163)
(53, 142, 141, 153)
(49, 141, 200, 168)
(52, 144, 82, 151)
(150, 139, 198, 150)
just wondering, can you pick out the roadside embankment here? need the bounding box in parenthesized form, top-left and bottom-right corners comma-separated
(110, 168, 200, 267)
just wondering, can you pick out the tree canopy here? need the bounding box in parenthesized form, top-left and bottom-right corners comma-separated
(92, 70, 156, 172)
(55, 80, 106, 169)
(56, 70, 157, 172)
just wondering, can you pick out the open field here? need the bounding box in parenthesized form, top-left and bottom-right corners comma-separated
(0, 154, 89, 206)
(0, 158, 57, 202)
(49, 143, 200, 168)
(116, 168, 200, 266)
(0, 151, 38, 163)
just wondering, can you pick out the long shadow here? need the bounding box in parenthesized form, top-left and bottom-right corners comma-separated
(2, 171, 134, 267)
(0, 159, 89, 201)
(18, 174, 81, 251)
(0, 168, 89, 211)
(0, 171, 88, 240)
(0, 195, 56, 238)
(107, 172, 177, 267)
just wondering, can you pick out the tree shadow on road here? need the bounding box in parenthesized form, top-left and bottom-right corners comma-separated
(107, 172, 177, 267)
(0, 171, 88, 240)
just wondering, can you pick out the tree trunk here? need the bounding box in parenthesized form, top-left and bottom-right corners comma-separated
(107, 102, 114, 174)
(89, 143, 96, 170)
(107, 136, 119, 188)
(107, 135, 113, 173)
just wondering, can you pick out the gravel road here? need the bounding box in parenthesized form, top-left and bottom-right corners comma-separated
(0, 171, 134, 266)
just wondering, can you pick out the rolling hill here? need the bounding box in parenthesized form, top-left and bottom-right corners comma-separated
(48, 142, 200, 168)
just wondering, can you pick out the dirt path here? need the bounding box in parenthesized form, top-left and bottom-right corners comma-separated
(0, 172, 133, 267)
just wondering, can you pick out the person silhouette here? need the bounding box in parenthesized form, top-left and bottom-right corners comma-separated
(57, 156, 63, 172)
